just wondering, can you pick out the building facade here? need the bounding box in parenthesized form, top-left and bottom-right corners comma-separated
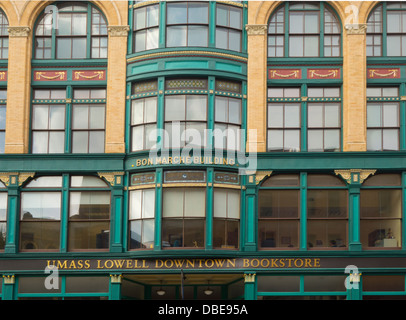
(0, 0, 405, 300)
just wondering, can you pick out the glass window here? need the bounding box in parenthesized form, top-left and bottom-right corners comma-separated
(34, 3, 107, 59)
(20, 192, 61, 250)
(268, 3, 341, 58)
(307, 87, 341, 152)
(360, 174, 402, 249)
(213, 189, 240, 249)
(68, 191, 110, 250)
(0, 184, 7, 251)
(131, 96, 158, 151)
(164, 94, 207, 148)
(258, 174, 300, 249)
(307, 175, 348, 249)
(166, 2, 209, 47)
(367, 87, 399, 151)
(133, 4, 159, 52)
(216, 4, 242, 52)
(129, 188, 155, 249)
(0, 89, 7, 154)
(162, 187, 205, 248)
(0, 11, 8, 59)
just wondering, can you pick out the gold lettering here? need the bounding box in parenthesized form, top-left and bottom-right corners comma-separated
(156, 260, 164, 268)
(57, 260, 68, 269)
(260, 259, 270, 268)
(105, 260, 114, 269)
(286, 258, 294, 267)
(243, 259, 250, 268)
(97, 260, 103, 269)
(156, 157, 162, 165)
(186, 260, 195, 268)
(142, 260, 149, 268)
(69, 260, 76, 269)
(168, 157, 172, 164)
(136, 159, 141, 167)
(279, 259, 285, 267)
(85, 260, 90, 269)
(126, 260, 133, 269)
(215, 259, 225, 268)
(174, 259, 185, 268)
(305, 259, 312, 268)
(294, 259, 304, 268)
(186, 157, 192, 164)
(271, 259, 279, 268)
(165, 260, 173, 268)
(77, 260, 83, 269)
(251, 259, 259, 268)
(314, 258, 321, 268)
(205, 259, 214, 268)
(114, 260, 126, 269)
(172, 156, 179, 164)
(227, 259, 236, 268)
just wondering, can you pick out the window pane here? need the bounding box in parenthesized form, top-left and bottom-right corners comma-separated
(186, 96, 206, 121)
(56, 38, 71, 59)
(325, 104, 340, 127)
(69, 192, 110, 220)
(304, 13, 319, 33)
(71, 176, 107, 188)
(21, 192, 61, 220)
(167, 3, 187, 24)
(72, 13, 87, 35)
(367, 104, 382, 127)
(72, 105, 89, 129)
(229, 30, 241, 52)
(69, 221, 110, 249)
(189, 3, 208, 24)
(165, 95, 185, 121)
(387, 36, 401, 56)
(163, 189, 184, 217)
(188, 26, 208, 47)
(304, 36, 319, 56)
(268, 104, 283, 128)
(32, 132, 49, 153)
(89, 131, 105, 153)
(167, 26, 187, 47)
(72, 38, 87, 59)
(383, 129, 399, 150)
(268, 130, 283, 151)
(184, 219, 204, 247)
(387, 12, 401, 33)
(361, 190, 401, 219)
(132, 100, 144, 125)
(284, 104, 300, 127)
(89, 105, 105, 129)
(184, 189, 205, 217)
(48, 132, 65, 153)
(20, 222, 60, 250)
(33, 105, 49, 129)
(290, 12, 304, 33)
(383, 104, 399, 127)
(72, 131, 88, 153)
(134, 7, 146, 29)
(230, 7, 242, 29)
(284, 130, 300, 151)
(259, 190, 299, 218)
(146, 28, 159, 50)
(289, 36, 303, 56)
(367, 129, 382, 151)
(308, 130, 323, 151)
(308, 104, 323, 127)
(324, 129, 340, 151)
(145, 97, 158, 123)
(49, 106, 65, 129)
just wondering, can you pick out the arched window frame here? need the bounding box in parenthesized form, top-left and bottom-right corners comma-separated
(267, 2, 342, 58)
(367, 2, 406, 57)
(33, 2, 108, 60)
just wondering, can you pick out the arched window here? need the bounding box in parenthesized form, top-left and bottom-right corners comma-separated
(268, 2, 341, 58)
(0, 10, 8, 59)
(0, 181, 7, 251)
(367, 2, 406, 57)
(34, 2, 108, 59)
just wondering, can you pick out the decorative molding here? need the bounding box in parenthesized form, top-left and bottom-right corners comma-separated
(3, 274, 15, 284)
(368, 68, 400, 79)
(110, 274, 122, 284)
(127, 50, 248, 63)
(107, 25, 130, 37)
(308, 69, 340, 79)
(73, 70, 106, 81)
(34, 71, 67, 81)
(8, 26, 31, 37)
(97, 172, 125, 186)
(245, 24, 267, 35)
(345, 24, 367, 35)
(269, 69, 301, 80)
(334, 169, 376, 184)
(244, 273, 256, 283)
(255, 171, 273, 185)
(0, 172, 35, 186)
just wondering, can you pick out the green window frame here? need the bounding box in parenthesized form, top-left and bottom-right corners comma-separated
(267, 85, 342, 153)
(267, 2, 342, 58)
(19, 175, 111, 252)
(16, 275, 110, 300)
(33, 2, 108, 60)
(0, 11, 8, 60)
(367, 2, 406, 57)
(129, 1, 245, 53)
(0, 181, 7, 251)
(127, 170, 242, 251)
(258, 173, 349, 250)
(360, 174, 402, 250)
(361, 275, 406, 300)
(366, 86, 400, 151)
(31, 87, 107, 154)
(256, 275, 348, 300)
(0, 89, 7, 154)
(128, 77, 246, 153)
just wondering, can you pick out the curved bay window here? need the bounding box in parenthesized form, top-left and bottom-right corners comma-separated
(258, 174, 300, 249)
(164, 79, 208, 149)
(268, 2, 341, 58)
(131, 1, 243, 53)
(20, 175, 111, 252)
(129, 172, 156, 250)
(0, 181, 7, 250)
(34, 2, 108, 60)
(367, 2, 406, 57)
(162, 171, 206, 249)
(307, 174, 348, 249)
(361, 174, 402, 249)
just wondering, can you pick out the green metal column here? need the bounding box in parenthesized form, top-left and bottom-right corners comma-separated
(2, 275, 15, 300)
(155, 168, 163, 250)
(206, 168, 214, 250)
(300, 172, 307, 250)
(4, 176, 19, 254)
(243, 273, 256, 300)
(111, 174, 125, 253)
(109, 274, 122, 300)
(349, 184, 362, 251)
(244, 174, 257, 251)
